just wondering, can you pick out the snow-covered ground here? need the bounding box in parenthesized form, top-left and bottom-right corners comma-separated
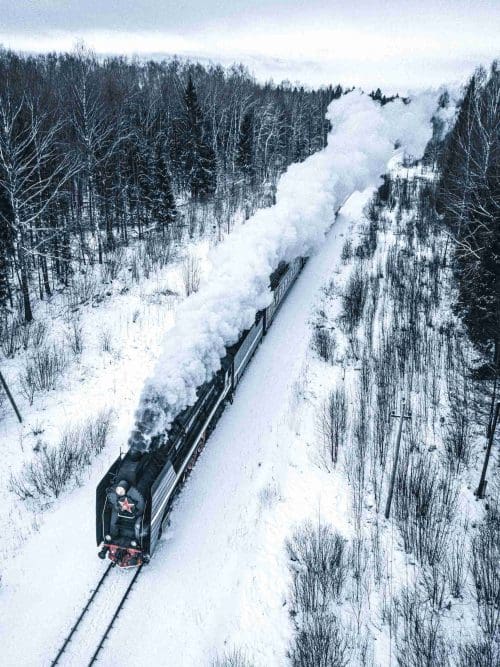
(109, 192, 377, 667)
(1, 90, 453, 666)
(0, 236, 213, 560)
(0, 187, 370, 667)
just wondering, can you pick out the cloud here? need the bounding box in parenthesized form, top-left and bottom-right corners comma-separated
(0, 1, 497, 90)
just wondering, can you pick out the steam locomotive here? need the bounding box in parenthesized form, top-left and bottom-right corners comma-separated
(96, 256, 306, 567)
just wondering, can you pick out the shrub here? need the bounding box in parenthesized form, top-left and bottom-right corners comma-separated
(287, 520, 347, 614)
(457, 638, 500, 667)
(20, 344, 67, 403)
(444, 409, 472, 472)
(316, 387, 347, 467)
(69, 270, 99, 307)
(312, 326, 336, 364)
(143, 231, 173, 269)
(395, 586, 449, 667)
(446, 534, 468, 599)
(394, 450, 458, 566)
(471, 509, 500, 636)
(290, 614, 350, 667)
(341, 267, 368, 334)
(20, 320, 48, 351)
(67, 319, 84, 356)
(259, 481, 281, 508)
(99, 329, 113, 353)
(182, 254, 201, 296)
(101, 247, 125, 282)
(9, 409, 114, 501)
(359, 206, 379, 259)
(341, 239, 353, 264)
(211, 650, 253, 667)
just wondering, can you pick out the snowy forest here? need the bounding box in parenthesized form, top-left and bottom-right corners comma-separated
(0, 46, 342, 326)
(0, 28, 498, 667)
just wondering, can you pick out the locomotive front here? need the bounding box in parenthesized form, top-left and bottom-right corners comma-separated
(97, 452, 151, 568)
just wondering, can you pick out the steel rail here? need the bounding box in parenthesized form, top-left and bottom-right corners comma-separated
(51, 564, 114, 666)
(87, 564, 143, 666)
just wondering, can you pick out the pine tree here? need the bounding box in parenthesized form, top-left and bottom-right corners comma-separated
(152, 144, 177, 233)
(237, 109, 254, 179)
(183, 75, 216, 200)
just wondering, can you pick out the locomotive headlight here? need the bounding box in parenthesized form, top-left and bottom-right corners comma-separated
(105, 534, 111, 542)
(131, 540, 137, 547)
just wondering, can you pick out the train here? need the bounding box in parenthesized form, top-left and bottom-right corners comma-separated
(96, 256, 307, 567)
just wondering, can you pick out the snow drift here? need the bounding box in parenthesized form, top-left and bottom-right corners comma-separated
(129, 90, 440, 451)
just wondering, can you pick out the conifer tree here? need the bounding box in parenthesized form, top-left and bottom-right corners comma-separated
(183, 75, 216, 200)
(152, 144, 177, 233)
(237, 108, 254, 179)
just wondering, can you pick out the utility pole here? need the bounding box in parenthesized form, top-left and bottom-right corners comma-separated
(0, 369, 23, 423)
(475, 401, 500, 500)
(385, 398, 411, 520)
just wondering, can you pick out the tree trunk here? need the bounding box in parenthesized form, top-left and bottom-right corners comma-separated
(41, 254, 51, 298)
(20, 260, 33, 322)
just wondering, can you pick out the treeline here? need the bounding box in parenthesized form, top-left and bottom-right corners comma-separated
(0, 45, 343, 323)
(438, 62, 499, 425)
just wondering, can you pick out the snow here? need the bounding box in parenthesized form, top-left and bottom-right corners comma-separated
(131, 90, 441, 451)
(0, 191, 367, 667)
(0, 91, 450, 666)
(105, 191, 373, 666)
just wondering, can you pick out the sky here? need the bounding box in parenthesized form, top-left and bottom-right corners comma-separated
(0, 1, 498, 91)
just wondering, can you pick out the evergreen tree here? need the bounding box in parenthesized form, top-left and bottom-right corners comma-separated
(237, 108, 254, 179)
(151, 144, 177, 233)
(183, 76, 216, 200)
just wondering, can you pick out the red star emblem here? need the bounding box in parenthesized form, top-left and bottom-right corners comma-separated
(119, 497, 135, 513)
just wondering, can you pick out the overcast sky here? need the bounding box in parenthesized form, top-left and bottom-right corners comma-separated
(1, 1, 498, 91)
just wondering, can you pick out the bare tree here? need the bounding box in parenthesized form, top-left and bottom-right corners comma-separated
(0, 92, 77, 320)
(316, 387, 347, 467)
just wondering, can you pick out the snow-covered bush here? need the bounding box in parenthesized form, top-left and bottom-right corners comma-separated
(182, 254, 201, 297)
(9, 409, 114, 501)
(457, 638, 500, 667)
(340, 266, 368, 335)
(446, 533, 468, 599)
(289, 613, 350, 667)
(311, 326, 336, 364)
(99, 329, 113, 353)
(259, 481, 281, 508)
(68, 270, 100, 308)
(287, 520, 347, 614)
(19, 344, 68, 404)
(67, 318, 84, 357)
(316, 387, 347, 467)
(394, 449, 458, 566)
(394, 585, 449, 667)
(101, 247, 125, 283)
(211, 650, 254, 667)
(444, 409, 472, 472)
(471, 506, 500, 636)
(22, 320, 48, 351)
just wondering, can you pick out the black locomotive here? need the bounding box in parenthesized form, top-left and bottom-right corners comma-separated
(96, 257, 306, 567)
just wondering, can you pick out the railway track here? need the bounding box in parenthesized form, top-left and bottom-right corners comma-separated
(51, 564, 143, 666)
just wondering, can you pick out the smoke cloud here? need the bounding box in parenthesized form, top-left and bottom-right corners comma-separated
(129, 89, 443, 451)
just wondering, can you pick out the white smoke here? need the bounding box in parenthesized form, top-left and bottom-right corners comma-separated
(129, 90, 440, 450)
